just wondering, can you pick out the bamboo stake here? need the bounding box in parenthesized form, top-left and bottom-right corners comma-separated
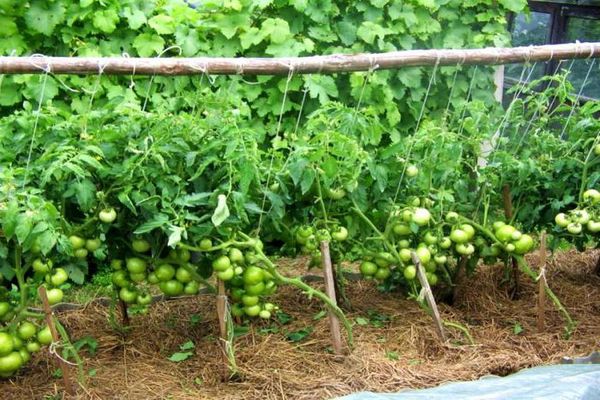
(411, 251, 446, 342)
(320, 241, 343, 356)
(537, 231, 547, 332)
(0, 43, 598, 76)
(38, 286, 75, 396)
(118, 298, 130, 327)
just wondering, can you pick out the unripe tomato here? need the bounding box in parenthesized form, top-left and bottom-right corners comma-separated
(160, 280, 184, 297)
(228, 248, 245, 264)
(217, 268, 235, 281)
(119, 287, 138, 304)
(259, 310, 272, 319)
(129, 272, 146, 283)
(99, 208, 117, 223)
(412, 208, 431, 226)
(439, 237, 452, 249)
(111, 270, 129, 288)
(126, 257, 147, 274)
(0, 303, 9, 319)
(244, 305, 261, 317)
(132, 239, 151, 253)
(212, 255, 231, 272)
(245, 282, 266, 296)
(402, 210, 413, 222)
(327, 187, 346, 200)
(399, 248, 412, 263)
(587, 220, 600, 233)
(147, 272, 159, 284)
(567, 223, 582, 234)
(32, 259, 50, 274)
(360, 261, 378, 276)
(434, 255, 447, 265)
(555, 213, 569, 228)
(392, 223, 411, 236)
(0, 351, 22, 373)
(398, 239, 410, 249)
(50, 268, 69, 287)
(425, 261, 437, 273)
(85, 238, 101, 252)
(513, 234, 534, 255)
(69, 235, 86, 250)
(460, 224, 475, 240)
(573, 209, 590, 224)
(175, 267, 193, 283)
(595, 143, 600, 156)
(37, 327, 52, 346)
(136, 293, 153, 306)
(406, 165, 419, 177)
(403, 265, 416, 280)
(423, 231, 438, 245)
(241, 295, 259, 307)
(74, 248, 89, 259)
(231, 304, 245, 318)
(511, 230, 522, 241)
(505, 243, 516, 253)
(243, 266, 264, 285)
(445, 211, 459, 222)
(155, 264, 176, 282)
(184, 281, 200, 295)
(46, 288, 64, 305)
(455, 243, 475, 255)
(26, 341, 40, 353)
(110, 259, 123, 270)
(177, 249, 191, 263)
(331, 227, 348, 241)
(426, 272, 439, 286)
(450, 229, 469, 244)
(583, 189, 600, 204)
(495, 225, 516, 242)
(374, 267, 391, 281)
(416, 246, 431, 264)
(199, 238, 212, 251)
(0, 333, 14, 356)
(17, 322, 37, 341)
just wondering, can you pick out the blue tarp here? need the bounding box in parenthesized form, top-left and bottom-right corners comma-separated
(338, 365, 600, 400)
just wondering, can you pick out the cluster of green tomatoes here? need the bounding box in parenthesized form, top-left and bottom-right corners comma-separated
(0, 321, 53, 377)
(555, 189, 600, 235)
(294, 224, 349, 267)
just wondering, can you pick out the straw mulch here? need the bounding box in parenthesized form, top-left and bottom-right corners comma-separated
(1, 250, 599, 400)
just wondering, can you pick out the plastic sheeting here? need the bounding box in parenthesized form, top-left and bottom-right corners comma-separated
(337, 365, 600, 400)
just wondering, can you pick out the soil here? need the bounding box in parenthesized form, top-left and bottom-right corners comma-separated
(1, 250, 599, 400)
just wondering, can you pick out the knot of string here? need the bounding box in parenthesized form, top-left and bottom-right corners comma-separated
(122, 52, 136, 88)
(49, 341, 78, 366)
(587, 43, 596, 59)
(236, 59, 244, 75)
(546, 47, 554, 62)
(29, 53, 52, 74)
(367, 54, 379, 72)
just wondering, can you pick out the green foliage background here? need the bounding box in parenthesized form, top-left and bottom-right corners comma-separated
(0, 0, 527, 136)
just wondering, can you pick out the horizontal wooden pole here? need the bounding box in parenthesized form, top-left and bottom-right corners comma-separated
(0, 42, 599, 76)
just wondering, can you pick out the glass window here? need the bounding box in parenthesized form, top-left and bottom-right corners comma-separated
(565, 17, 600, 99)
(506, 12, 551, 82)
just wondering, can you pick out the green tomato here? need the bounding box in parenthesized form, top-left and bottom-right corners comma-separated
(85, 238, 101, 252)
(50, 268, 69, 287)
(460, 224, 475, 240)
(439, 237, 452, 249)
(374, 267, 391, 281)
(231, 303, 245, 318)
(398, 239, 410, 249)
(392, 223, 411, 236)
(583, 189, 600, 204)
(555, 213, 569, 228)
(495, 225, 516, 242)
(0, 333, 14, 356)
(399, 248, 412, 263)
(126, 257, 147, 274)
(37, 327, 52, 346)
(572, 209, 590, 225)
(445, 211, 459, 222)
(74, 248, 89, 259)
(184, 281, 200, 295)
(17, 322, 37, 341)
(423, 232, 438, 245)
(147, 272, 159, 284)
(110, 259, 123, 270)
(177, 249, 191, 263)
(455, 243, 475, 255)
(119, 287, 138, 304)
(26, 341, 40, 353)
(416, 246, 431, 264)
(175, 267, 193, 283)
(259, 310, 272, 319)
(331, 227, 348, 241)
(245, 282, 266, 296)
(403, 265, 416, 280)
(411, 208, 431, 226)
(587, 220, 600, 233)
(228, 248, 245, 264)
(406, 165, 419, 178)
(212, 255, 231, 272)
(426, 273, 438, 286)
(199, 238, 212, 251)
(0, 303, 9, 319)
(111, 270, 129, 288)
(99, 208, 117, 223)
(450, 229, 469, 244)
(136, 293, 153, 306)
(595, 143, 600, 156)
(155, 264, 176, 282)
(46, 288, 64, 305)
(241, 295, 259, 307)
(243, 266, 265, 286)
(492, 221, 506, 231)
(217, 268, 235, 281)
(129, 272, 146, 283)
(159, 280, 184, 297)
(32, 258, 50, 274)
(359, 261, 378, 276)
(0, 351, 22, 373)
(244, 305, 262, 317)
(402, 210, 413, 222)
(69, 235, 86, 250)
(513, 234, 534, 255)
(327, 187, 346, 200)
(505, 243, 516, 253)
(434, 255, 447, 265)
(132, 239, 151, 253)
(567, 223, 582, 235)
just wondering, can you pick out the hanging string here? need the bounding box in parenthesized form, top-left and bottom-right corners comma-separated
(560, 58, 596, 139)
(391, 57, 440, 205)
(142, 45, 182, 112)
(455, 65, 479, 138)
(22, 55, 52, 188)
(443, 59, 465, 123)
(81, 59, 108, 135)
(256, 65, 295, 234)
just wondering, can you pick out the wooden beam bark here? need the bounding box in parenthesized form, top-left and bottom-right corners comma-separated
(0, 42, 598, 76)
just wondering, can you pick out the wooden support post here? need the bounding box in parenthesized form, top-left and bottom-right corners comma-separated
(38, 286, 75, 396)
(411, 252, 446, 343)
(118, 298, 130, 327)
(216, 280, 231, 380)
(320, 241, 344, 356)
(537, 231, 547, 332)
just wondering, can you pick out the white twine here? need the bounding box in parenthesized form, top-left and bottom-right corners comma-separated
(49, 341, 78, 366)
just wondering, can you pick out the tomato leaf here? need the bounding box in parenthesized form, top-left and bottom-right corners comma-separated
(168, 351, 193, 362)
(134, 214, 170, 234)
(211, 194, 230, 227)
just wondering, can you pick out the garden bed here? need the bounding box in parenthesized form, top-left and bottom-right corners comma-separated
(2, 250, 599, 400)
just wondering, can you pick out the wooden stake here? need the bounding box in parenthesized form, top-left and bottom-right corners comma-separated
(118, 298, 130, 327)
(320, 241, 343, 356)
(411, 252, 446, 342)
(537, 231, 547, 332)
(0, 43, 598, 76)
(38, 286, 75, 396)
(216, 280, 231, 380)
